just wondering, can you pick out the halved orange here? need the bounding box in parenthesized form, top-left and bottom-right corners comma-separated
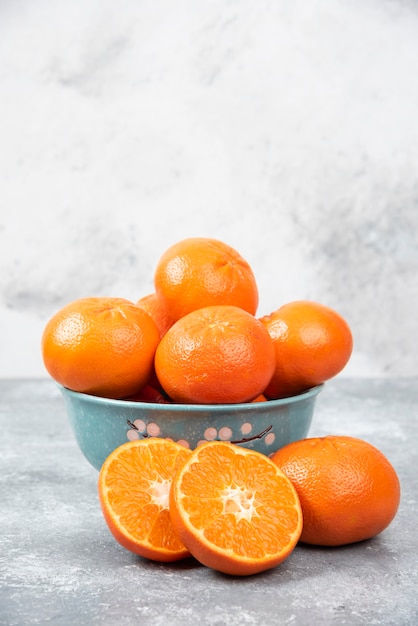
(169, 441, 303, 576)
(98, 438, 192, 562)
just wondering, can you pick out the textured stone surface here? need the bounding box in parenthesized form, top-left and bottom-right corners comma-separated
(1, 378, 417, 625)
(1, 0, 418, 378)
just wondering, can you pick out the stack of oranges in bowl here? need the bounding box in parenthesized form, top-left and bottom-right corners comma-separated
(41, 237, 400, 577)
(41, 236, 355, 405)
(41, 237, 353, 466)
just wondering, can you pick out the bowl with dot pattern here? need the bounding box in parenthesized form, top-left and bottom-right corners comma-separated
(58, 384, 324, 471)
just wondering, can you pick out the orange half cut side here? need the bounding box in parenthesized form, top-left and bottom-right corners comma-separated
(169, 441, 303, 576)
(98, 438, 192, 562)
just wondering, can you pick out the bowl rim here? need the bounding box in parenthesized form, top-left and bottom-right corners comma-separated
(57, 383, 324, 412)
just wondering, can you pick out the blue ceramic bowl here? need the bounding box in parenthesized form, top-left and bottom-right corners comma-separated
(58, 384, 324, 471)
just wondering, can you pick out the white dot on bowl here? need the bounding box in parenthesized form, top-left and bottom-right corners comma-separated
(127, 430, 139, 441)
(147, 422, 161, 436)
(265, 433, 276, 446)
(219, 427, 232, 441)
(177, 439, 190, 449)
(241, 422, 252, 435)
(133, 419, 146, 432)
(197, 439, 207, 447)
(204, 427, 217, 441)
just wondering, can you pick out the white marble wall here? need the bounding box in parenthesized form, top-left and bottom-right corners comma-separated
(1, 0, 417, 378)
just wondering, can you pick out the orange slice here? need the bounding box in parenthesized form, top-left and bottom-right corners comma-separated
(169, 441, 303, 576)
(98, 438, 192, 562)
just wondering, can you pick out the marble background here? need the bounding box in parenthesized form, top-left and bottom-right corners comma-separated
(1, 0, 417, 378)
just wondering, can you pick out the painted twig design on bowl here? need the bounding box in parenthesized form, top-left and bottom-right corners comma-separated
(231, 424, 272, 444)
(126, 419, 275, 449)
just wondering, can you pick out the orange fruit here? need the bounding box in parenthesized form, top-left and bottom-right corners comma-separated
(123, 385, 170, 404)
(271, 435, 401, 546)
(98, 438, 192, 562)
(252, 394, 267, 403)
(154, 237, 259, 322)
(154, 305, 275, 404)
(260, 300, 353, 399)
(136, 292, 175, 338)
(41, 297, 160, 399)
(169, 441, 303, 576)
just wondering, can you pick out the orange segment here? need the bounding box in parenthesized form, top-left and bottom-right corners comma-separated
(169, 441, 302, 576)
(98, 439, 192, 562)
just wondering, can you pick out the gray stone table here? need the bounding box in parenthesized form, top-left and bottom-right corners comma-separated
(1, 378, 417, 626)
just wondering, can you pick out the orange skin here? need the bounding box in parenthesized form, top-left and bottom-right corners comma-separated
(260, 300, 353, 399)
(98, 439, 192, 562)
(155, 305, 275, 404)
(252, 393, 267, 403)
(41, 297, 160, 399)
(123, 385, 170, 404)
(136, 292, 175, 338)
(271, 435, 401, 546)
(154, 237, 259, 322)
(169, 441, 303, 576)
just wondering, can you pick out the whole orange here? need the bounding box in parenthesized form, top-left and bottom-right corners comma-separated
(154, 237, 259, 322)
(260, 300, 353, 399)
(41, 297, 160, 399)
(136, 292, 175, 338)
(271, 435, 401, 546)
(154, 305, 275, 404)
